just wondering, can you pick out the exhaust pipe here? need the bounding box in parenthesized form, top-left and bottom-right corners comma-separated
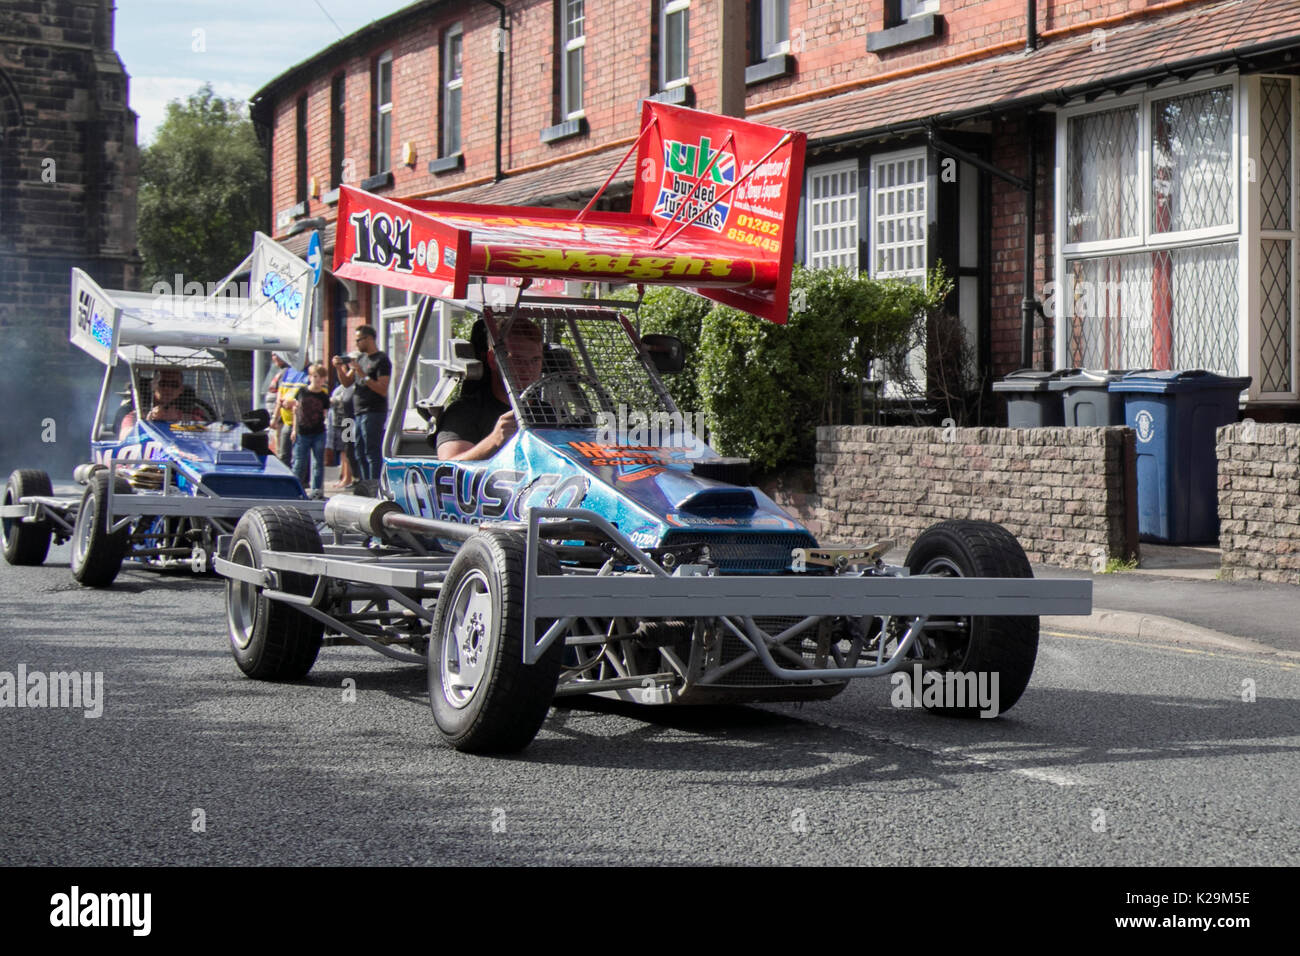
(324, 494, 477, 542)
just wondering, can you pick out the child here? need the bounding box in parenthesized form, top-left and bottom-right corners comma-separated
(287, 363, 330, 498)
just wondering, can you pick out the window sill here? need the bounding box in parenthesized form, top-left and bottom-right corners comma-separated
(646, 85, 693, 107)
(867, 14, 943, 53)
(322, 188, 340, 206)
(274, 201, 306, 231)
(746, 53, 795, 86)
(427, 154, 464, 175)
(540, 117, 588, 144)
(360, 171, 393, 192)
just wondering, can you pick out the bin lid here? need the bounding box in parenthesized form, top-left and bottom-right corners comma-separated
(1048, 368, 1138, 391)
(1108, 369, 1252, 394)
(992, 367, 1081, 393)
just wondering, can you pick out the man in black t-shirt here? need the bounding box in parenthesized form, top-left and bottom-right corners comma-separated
(435, 318, 544, 461)
(334, 324, 392, 481)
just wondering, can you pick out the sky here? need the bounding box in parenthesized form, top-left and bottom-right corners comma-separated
(114, 0, 418, 144)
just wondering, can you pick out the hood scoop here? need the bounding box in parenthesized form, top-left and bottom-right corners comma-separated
(654, 468, 757, 513)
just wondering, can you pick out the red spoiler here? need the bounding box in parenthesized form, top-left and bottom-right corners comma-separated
(332, 102, 806, 323)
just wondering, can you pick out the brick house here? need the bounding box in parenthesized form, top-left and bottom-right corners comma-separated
(0, 0, 139, 472)
(253, 0, 1300, 417)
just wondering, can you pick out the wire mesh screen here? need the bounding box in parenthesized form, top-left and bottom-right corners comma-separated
(1067, 105, 1140, 244)
(493, 308, 678, 430)
(1261, 77, 1293, 232)
(1260, 238, 1293, 393)
(1064, 242, 1239, 373)
(134, 363, 244, 424)
(1151, 85, 1235, 235)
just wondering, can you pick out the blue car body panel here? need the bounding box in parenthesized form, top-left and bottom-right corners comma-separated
(384, 428, 814, 571)
(91, 421, 307, 500)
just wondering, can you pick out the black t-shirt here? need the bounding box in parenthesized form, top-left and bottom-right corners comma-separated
(435, 388, 512, 454)
(353, 350, 392, 415)
(295, 388, 329, 435)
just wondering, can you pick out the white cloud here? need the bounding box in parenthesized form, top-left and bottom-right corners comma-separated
(131, 77, 257, 145)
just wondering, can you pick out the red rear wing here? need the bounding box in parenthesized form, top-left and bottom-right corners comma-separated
(332, 102, 806, 323)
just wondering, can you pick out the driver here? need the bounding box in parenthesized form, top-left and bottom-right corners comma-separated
(117, 367, 210, 436)
(435, 317, 543, 461)
(146, 368, 210, 425)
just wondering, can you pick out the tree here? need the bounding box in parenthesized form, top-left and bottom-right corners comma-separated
(137, 84, 267, 287)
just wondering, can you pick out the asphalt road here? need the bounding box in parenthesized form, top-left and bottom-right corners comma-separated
(1, 542, 1296, 866)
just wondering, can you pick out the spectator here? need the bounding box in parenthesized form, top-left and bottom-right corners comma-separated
(274, 354, 309, 466)
(286, 363, 330, 498)
(334, 325, 391, 481)
(327, 373, 358, 490)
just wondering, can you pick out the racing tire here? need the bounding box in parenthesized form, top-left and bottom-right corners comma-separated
(70, 472, 133, 587)
(903, 520, 1038, 718)
(428, 530, 564, 754)
(3, 470, 53, 566)
(225, 506, 325, 680)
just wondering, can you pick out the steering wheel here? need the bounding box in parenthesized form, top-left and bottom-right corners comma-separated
(517, 373, 613, 428)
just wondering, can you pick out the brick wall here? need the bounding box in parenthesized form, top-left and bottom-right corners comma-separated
(770, 425, 1138, 569)
(1217, 423, 1300, 584)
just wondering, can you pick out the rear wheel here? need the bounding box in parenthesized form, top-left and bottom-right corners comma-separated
(903, 520, 1038, 717)
(3, 470, 53, 566)
(429, 531, 563, 753)
(70, 473, 132, 587)
(226, 506, 324, 680)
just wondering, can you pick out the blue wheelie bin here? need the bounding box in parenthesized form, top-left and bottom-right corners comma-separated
(1109, 370, 1251, 544)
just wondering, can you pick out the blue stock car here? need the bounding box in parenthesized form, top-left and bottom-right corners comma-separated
(215, 291, 1091, 754)
(3, 345, 321, 587)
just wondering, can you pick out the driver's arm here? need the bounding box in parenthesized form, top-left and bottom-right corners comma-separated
(437, 410, 517, 462)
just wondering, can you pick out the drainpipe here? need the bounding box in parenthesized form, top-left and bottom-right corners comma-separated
(1026, 0, 1037, 52)
(1022, 111, 1039, 369)
(482, 1, 507, 181)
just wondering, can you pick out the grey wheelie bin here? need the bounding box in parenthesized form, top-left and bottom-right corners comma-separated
(993, 369, 1080, 427)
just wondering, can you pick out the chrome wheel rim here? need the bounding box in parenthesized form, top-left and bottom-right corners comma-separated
(73, 492, 96, 566)
(440, 569, 494, 709)
(226, 538, 260, 650)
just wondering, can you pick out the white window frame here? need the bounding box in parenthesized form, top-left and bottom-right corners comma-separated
(869, 147, 929, 398)
(757, 0, 789, 60)
(1059, 76, 1241, 259)
(561, 0, 585, 120)
(805, 159, 859, 271)
(901, 0, 940, 18)
(661, 0, 690, 90)
(1244, 74, 1299, 400)
(374, 51, 393, 175)
(443, 24, 464, 157)
(1053, 74, 1247, 377)
(869, 147, 928, 282)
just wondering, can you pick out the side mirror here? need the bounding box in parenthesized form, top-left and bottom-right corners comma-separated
(642, 334, 686, 374)
(242, 408, 271, 432)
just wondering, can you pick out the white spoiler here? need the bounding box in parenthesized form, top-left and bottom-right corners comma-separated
(70, 232, 315, 366)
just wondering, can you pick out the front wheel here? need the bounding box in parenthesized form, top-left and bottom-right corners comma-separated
(903, 520, 1038, 717)
(70, 473, 132, 587)
(3, 469, 53, 566)
(428, 531, 563, 753)
(225, 507, 324, 680)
